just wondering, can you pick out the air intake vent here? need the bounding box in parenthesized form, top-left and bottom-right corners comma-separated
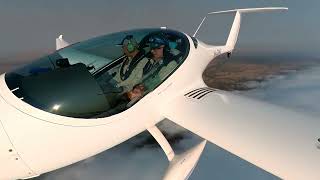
(184, 87, 216, 99)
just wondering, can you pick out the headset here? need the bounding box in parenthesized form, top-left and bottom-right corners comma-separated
(122, 35, 138, 53)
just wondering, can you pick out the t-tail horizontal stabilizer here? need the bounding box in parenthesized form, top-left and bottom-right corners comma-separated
(193, 7, 288, 56)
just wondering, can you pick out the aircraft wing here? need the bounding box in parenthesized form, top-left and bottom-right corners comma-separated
(160, 87, 320, 180)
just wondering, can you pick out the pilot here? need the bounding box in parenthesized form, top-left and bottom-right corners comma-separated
(142, 35, 169, 75)
(114, 35, 149, 91)
(142, 35, 178, 90)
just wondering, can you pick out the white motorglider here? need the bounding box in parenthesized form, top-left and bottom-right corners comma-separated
(0, 7, 319, 180)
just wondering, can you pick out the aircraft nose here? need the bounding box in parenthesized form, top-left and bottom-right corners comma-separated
(0, 117, 37, 179)
(0, 75, 38, 179)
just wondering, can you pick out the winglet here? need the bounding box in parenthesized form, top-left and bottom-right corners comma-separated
(56, 34, 70, 50)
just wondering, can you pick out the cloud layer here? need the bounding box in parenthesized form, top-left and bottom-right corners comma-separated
(241, 66, 320, 117)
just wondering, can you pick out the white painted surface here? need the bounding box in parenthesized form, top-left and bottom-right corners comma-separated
(147, 126, 175, 161)
(55, 35, 70, 50)
(162, 88, 320, 180)
(0, 120, 37, 179)
(163, 140, 207, 180)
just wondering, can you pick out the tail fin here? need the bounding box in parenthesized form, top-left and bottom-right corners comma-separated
(213, 7, 288, 53)
(193, 7, 288, 53)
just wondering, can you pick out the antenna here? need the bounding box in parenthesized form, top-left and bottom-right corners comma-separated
(193, 16, 207, 37)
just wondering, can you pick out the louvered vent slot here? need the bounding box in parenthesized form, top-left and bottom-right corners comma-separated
(184, 87, 216, 99)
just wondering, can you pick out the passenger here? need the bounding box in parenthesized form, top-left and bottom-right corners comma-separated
(143, 35, 178, 90)
(114, 35, 149, 91)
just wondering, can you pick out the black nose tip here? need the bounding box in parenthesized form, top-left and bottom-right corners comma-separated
(318, 138, 320, 143)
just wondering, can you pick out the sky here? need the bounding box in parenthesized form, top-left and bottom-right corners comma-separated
(0, 0, 319, 58)
(0, 0, 320, 179)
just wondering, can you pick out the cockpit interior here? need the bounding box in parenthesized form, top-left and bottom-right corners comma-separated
(5, 29, 190, 118)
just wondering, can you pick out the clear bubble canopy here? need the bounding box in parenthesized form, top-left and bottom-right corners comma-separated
(5, 28, 190, 118)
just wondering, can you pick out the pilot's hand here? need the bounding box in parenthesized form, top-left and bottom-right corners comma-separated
(127, 84, 144, 100)
(134, 84, 145, 92)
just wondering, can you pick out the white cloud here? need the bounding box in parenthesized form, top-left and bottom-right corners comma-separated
(240, 66, 320, 117)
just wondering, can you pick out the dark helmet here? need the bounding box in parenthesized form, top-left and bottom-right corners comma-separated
(148, 34, 169, 49)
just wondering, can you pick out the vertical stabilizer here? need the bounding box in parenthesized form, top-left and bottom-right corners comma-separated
(193, 7, 288, 54)
(209, 7, 288, 53)
(225, 11, 241, 52)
